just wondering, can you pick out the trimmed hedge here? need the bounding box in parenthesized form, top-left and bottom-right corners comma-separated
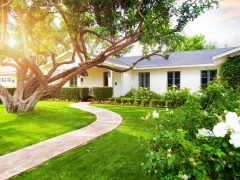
(92, 87, 113, 101)
(57, 87, 89, 101)
(79, 87, 89, 101)
(141, 99, 150, 107)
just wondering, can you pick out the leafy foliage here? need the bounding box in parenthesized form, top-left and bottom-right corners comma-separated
(220, 56, 240, 89)
(125, 88, 160, 100)
(92, 87, 113, 101)
(57, 87, 88, 101)
(164, 34, 216, 55)
(143, 81, 240, 179)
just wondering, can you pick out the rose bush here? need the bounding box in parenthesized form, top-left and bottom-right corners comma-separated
(143, 81, 240, 179)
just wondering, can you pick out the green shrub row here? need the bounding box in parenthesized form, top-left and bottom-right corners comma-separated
(123, 87, 190, 107)
(93, 87, 113, 101)
(56, 87, 89, 101)
(108, 97, 177, 108)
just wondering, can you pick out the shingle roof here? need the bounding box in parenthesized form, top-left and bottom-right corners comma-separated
(106, 47, 238, 68)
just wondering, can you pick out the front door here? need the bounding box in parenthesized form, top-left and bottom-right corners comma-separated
(103, 72, 108, 86)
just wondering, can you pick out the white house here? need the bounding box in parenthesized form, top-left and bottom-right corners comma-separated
(0, 47, 239, 97)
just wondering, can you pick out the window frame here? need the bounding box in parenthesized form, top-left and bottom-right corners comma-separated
(167, 71, 181, 89)
(70, 76, 78, 87)
(201, 69, 217, 87)
(139, 72, 150, 88)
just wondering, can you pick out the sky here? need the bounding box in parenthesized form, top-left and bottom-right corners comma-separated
(128, 0, 240, 56)
(183, 0, 240, 48)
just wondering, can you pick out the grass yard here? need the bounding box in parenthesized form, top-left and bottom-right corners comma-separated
(14, 104, 157, 180)
(0, 101, 95, 156)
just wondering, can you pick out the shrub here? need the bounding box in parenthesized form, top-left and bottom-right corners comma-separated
(121, 98, 128, 105)
(159, 99, 165, 107)
(108, 97, 115, 102)
(144, 108, 240, 179)
(163, 88, 190, 107)
(92, 87, 113, 101)
(141, 99, 150, 107)
(58, 87, 82, 101)
(150, 99, 159, 107)
(143, 81, 240, 179)
(127, 88, 160, 99)
(115, 98, 121, 104)
(166, 100, 174, 108)
(220, 56, 240, 89)
(134, 98, 142, 106)
(79, 87, 89, 101)
(197, 80, 239, 114)
(127, 98, 134, 105)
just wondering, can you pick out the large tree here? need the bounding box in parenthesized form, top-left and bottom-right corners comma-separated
(0, 0, 218, 113)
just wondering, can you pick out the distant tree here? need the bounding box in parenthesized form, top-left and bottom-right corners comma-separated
(164, 34, 216, 55)
(0, 0, 218, 113)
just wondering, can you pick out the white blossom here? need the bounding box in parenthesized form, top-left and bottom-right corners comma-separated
(225, 112, 240, 133)
(178, 174, 189, 180)
(197, 128, 214, 137)
(229, 133, 240, 148)
(213, 122, 229, 137)
(152, 110, 159, 119)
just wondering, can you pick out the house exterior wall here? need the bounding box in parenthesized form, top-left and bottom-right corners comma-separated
(118, 65, 220, 96)
(0, 74, 17, 87)
(64, 68, 108, 88)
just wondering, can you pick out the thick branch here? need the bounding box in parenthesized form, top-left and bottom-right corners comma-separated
(16, 10, 31, 59)
(96, 50, 166, 73)
(47, 50, 76, 78)
(0, 0, 8, 46)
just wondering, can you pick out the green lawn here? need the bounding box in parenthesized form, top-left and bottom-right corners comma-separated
(14, 104, 157, 180)
(0, 101, 95, 156)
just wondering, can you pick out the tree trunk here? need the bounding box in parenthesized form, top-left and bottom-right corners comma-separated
(3, 95, 40, 113)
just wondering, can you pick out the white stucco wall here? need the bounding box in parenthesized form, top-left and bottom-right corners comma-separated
(0, 74, 17, 87)
(64, 68, 108, 87)
(79, 68, 107, 87)
(62, 65, 221, 97)
(121, 65, 220, 94)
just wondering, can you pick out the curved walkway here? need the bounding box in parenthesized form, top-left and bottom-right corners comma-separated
(0, 102, 122, 180)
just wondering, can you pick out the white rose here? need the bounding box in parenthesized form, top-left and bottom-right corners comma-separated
(197, 128, 214, 137)
(152, 110, 159, 119)
(225, 112, 240, 133)
(229, 133, 240, 148)
(213, 122, 229, 137)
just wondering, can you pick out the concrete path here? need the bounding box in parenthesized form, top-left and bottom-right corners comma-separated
(0, 102, 122, 180)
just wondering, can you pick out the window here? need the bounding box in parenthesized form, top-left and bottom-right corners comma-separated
(139, 72, 150, 88)
(201, 70, 217, 87)
(103, 72, 108, 86)
(70, 76, 78, 87)
(168, 71, 181, 89)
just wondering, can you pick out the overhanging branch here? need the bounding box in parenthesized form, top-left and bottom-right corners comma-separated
(96, 50, 166, 73)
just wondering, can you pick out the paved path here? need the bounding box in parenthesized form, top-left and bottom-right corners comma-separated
(0, 102, 122, 180)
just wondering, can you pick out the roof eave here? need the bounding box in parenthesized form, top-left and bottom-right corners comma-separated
(212, 47, 240, 61)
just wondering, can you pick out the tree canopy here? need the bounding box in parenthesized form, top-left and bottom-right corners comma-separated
(164, 34, 216, 55)
(0, 0, 219, 112)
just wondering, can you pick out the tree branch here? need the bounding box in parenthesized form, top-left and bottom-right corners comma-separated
(96, 50, 166, 73)
(0, 0, 9, 46)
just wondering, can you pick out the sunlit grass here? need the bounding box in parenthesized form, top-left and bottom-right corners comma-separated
(0, 101, 95, 156)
